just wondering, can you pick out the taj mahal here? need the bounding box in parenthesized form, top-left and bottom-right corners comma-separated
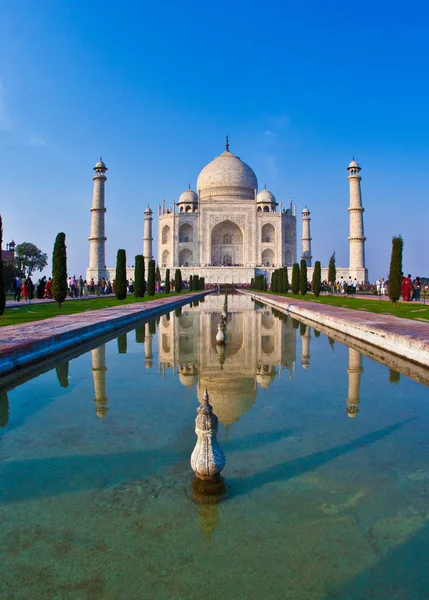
(87, 138, 368, 284)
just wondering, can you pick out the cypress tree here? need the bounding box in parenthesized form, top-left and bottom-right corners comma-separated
(175, 269, 182, 293)
(282, 267, 289, 293)
(291, 263, 300, 294)
(55, 361, 69, 388)
(52, 232, 68, 308)
(277, 268, 284, 293)
(0, 216, 5, 316)
(115, 249, 127, 300)
(270, 270, 276, 292)
(155, 265, 161, 284)
(251, 277, 255, 289)
(175, 306, 182, 318)
(147, 259, 156, 296)
(312, 261, 322, 297)
(165, 268, 170, 293)
(300, 259, 308, 295)
(263, 276, 267, 291)
(328, 251, 336, 287)
(300, 322, 306, 336)
(134, 255, 145, 297)
(314, 329, 321, 338)
(201, 277, 205, 290)
(149, 319, 156, 335)
(135, 325, 145, 344)
(189, 275, 193, 291)
(388, 235, 403, 305)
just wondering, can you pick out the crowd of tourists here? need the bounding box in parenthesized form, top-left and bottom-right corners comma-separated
(400, 274, 423, 301)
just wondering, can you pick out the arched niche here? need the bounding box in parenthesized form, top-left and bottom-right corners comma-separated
(179, 223, 193, 243)
(179, 248, 193, 267)
(210, 220, 244, 266)
(262, 248, 275, 267)
(162, 249, 170, 267)
(261, 223, 275, 243)
(162, 225, 170, 244)
(285, 249, 293, 265)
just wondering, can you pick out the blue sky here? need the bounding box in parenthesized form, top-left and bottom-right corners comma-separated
(0, 0, 428, 280)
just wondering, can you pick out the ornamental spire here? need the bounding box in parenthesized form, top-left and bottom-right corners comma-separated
(225, 135, 229, 151)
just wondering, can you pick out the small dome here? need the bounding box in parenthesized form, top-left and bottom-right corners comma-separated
(178, 188, 198, 204)
(94, 157, 107, 170)
(348, 159, 359, 169)
(197, 145, 258, 201)
(144, 206, 152, 214)
(257, 188, 276, 204)
(302, 206, 310, 215)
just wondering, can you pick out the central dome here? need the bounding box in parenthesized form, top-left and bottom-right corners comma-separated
(197, 146, 258, 201)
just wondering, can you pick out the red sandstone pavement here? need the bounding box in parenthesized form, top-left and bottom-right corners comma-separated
(0, 293, 205, 372)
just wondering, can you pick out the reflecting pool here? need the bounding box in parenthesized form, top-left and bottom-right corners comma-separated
(1, 293, 429, 599)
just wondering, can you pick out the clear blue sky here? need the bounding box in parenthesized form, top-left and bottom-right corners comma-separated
(1, 0, 428, 280)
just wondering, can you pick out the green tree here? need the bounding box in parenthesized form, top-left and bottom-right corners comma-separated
(388, 235, 403, 305)
(277, 268, 284, 293)
(175, 269, 182, 293)
(155, 265, 161, 284)
(147, 259, 156, 296)
(291, 263, 300, 294)
(52, 232, 68, 308)
(134, 255, 145, 298)
(300, 260, 308, 295)
(55, 361, 69, 388)
(250, 277, 255, 289)
(189, 275, 194, 291)
(282, 267, 289, 294)
(117, 333, 127, 354)
(175, 306, 182, 318)
(328, 251, 336, 287)
(14, 242, 48, 277)
(0, 216, 5, 315)
(165, 268, 170, 293)
(115, 249, 127, 300)
(312, 261, 321, 297)
(270, 270, 277, 292)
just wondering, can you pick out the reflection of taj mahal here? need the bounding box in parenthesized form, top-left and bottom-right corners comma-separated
(87, 139, 368, 284)
(90, 295, 365, 426)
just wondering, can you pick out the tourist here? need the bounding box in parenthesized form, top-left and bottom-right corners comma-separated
(13, 276, 22, 301)
(25, 277, 34, 303)
(339, 277, 346, 294)
(376, 278, 381, 295)
(21, 278, 28, 302)
(78, 276, 84, 297)
(69, 275, 76, 298)
(44, 277, 53, 299)
(380, 278, 386, 296)
(90, 278, 95, 294)
(413, 277, 421, 301)
(401, 274, 412, 301)
(347, 276, 353, 295)
(352, 278, 358, 295)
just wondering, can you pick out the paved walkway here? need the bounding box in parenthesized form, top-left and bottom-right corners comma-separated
(0, 292, 208, 377)
(243, 291, 429, 367)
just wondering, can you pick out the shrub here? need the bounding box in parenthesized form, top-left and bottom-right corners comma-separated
(312, 261, 321, 297)
(165, 268, 170, 293)
(115, 249, 127, 300)
(291, 263, 300, 294)
(147, 259, 156, 296)
(134, 255, 145, 297)
(282, 267, 289, 293)
(52, 232, 68, 308)
(328, 251, 336, 286)
(175, 269, 182, 293)
(388, 235, 403, 304)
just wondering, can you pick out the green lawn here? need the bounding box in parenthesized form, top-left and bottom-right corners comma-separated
(258, 292, 429, 322)
(0, 292, 185, 327)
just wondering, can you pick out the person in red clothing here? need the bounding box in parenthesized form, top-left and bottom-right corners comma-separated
(402, 273, 412, 301)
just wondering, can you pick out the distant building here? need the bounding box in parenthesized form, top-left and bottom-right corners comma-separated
(2, 240, 15, 266)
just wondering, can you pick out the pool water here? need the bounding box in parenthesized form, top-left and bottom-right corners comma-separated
(1, 293, 429, 599)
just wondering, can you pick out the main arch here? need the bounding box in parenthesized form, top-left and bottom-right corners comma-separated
(210, 220, 244, 266)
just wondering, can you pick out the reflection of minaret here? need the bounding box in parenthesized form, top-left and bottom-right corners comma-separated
(346, 348, 363, 418)
(145, 325, 154, 369)
(0, 390, 9, 427)
(92, 345, 108, 419)
(301, 325, 311, 369)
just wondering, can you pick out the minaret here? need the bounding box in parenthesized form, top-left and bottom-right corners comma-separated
(347, 159, 367, 281)
(346, 348, 363, 418)
(88, 158, 108, 283)
(92, 345, 108, 419)
(143, 206, 153, 261)
(301, 207, 312, 267)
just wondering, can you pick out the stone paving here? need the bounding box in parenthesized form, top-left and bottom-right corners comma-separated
(0, 292, 208, 376)
(243, 291, 429, 368)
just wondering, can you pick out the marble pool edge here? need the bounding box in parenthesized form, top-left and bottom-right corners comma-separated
(242, 291, 429, 368)
(0, 292, 212, 377)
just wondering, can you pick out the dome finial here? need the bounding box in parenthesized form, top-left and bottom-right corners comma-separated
(264, 183, 266, 190)
(188, 183, 191, 190)
(225, 135, 229, 152)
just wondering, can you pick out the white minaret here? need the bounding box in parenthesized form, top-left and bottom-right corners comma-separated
(301, 206, 312, 267)
(143, 206, 153, 261)
(346, 348, 363, 418)
(347, 159, 367, 282)
(87, 158, 108, 283)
